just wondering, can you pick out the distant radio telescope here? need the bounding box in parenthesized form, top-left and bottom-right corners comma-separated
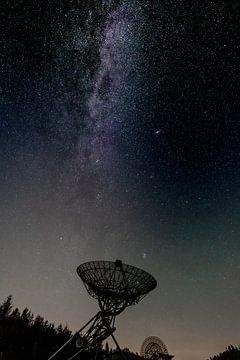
(141, 336, 174, 360)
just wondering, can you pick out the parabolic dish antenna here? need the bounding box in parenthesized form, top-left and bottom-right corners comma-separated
(77, 259, 157, 315)
(141, 336, 174, 360)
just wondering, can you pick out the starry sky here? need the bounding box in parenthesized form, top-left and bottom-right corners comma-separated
(0, 1, 240, 359)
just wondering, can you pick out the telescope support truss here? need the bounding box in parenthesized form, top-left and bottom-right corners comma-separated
(48, 311, 125, 360)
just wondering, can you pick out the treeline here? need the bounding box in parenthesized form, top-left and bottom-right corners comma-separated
(1, 296, 240, 360)
(208, 345, 240, 360)
(0, 295, 71, 359)
(0, 296, 140, 360)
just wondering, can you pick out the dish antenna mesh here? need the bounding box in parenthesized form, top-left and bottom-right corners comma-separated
(77, 260, 157, 315)
(141, 336, 174, 360)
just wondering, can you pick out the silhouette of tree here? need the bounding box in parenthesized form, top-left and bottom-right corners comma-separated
(0, 296, 72, 360)
(0, 295, 13, 319)
(105, 342, 109, 354)
(208, 345, 240, 360)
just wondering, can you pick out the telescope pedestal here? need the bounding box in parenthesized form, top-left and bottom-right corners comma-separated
(48, 311, 124, 360)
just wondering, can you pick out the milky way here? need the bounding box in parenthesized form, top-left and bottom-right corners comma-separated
(80, 2, 133, 179)
(66, 1, 143, 243)
(0, 1, 240, 360)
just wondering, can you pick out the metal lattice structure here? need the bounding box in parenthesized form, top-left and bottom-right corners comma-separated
(77, 260, 157, 315)
(48, 260, 157, 360)
(141, 337, 174, 360)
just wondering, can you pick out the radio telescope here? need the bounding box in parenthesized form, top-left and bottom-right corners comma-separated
(141, 336, 174, 360)
(48, 260, 157, 360)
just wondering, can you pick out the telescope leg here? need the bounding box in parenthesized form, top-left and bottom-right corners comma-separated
(48, 312, 101, 360)
(66, 313, 116, 360)
(48, 312, 116, 360)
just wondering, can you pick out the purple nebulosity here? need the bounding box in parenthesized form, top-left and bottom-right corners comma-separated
(80, 3, 132, 174)
(66, 2, 137, 214)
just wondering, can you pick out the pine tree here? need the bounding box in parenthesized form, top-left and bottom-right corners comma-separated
(0, 296, 13, 319)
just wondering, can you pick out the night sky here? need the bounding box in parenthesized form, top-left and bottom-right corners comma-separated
(0, 1, 240, 359)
